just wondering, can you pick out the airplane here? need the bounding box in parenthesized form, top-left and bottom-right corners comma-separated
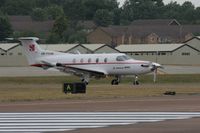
(18, 37, 163, 85)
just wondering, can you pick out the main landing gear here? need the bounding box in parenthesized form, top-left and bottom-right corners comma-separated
(133, 75, 139, 85)
(81, 75, 90, 85)
(111, 76, 120, 85)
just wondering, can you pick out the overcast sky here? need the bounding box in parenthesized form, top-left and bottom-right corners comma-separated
(118, 0, 200, 7)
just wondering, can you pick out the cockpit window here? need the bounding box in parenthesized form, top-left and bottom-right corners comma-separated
(116, 55, 131, 61)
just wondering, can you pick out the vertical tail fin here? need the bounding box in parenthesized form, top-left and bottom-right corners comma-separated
(18, 37, 43, 65)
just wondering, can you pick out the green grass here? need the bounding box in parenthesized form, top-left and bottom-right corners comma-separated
(0, 74, 200, 102)
(0, 74, 200, 84)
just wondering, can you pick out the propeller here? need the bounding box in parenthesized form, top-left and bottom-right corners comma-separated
(150, 62, 163, 83)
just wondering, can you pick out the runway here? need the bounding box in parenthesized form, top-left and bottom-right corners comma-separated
(0, 112, 200, 132)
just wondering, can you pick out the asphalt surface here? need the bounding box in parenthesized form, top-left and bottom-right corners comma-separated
(0, 112, 200, 133)
(0, 96, 200, 133)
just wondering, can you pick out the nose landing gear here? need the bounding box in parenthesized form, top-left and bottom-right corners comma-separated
(133, 75, 139, 85)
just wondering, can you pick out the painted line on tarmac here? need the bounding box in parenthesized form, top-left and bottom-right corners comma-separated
(0, 112, 199, 133)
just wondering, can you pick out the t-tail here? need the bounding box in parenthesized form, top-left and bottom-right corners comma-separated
(18, 37, 61, 66)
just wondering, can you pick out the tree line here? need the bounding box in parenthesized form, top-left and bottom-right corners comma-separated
(0, 0, 200, 42)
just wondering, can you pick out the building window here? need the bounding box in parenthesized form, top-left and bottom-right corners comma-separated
(18, 53, 22, 55)
(96, 58, 99, 63)
(135, 53, 139, 55)
(1, 53, 5, 56)
(9, 53, 13, 56)
(182, 52, 190, 56)
(161, 52, 166, 55)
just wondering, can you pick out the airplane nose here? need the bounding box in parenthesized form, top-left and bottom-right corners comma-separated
(150, 62, 163, 71)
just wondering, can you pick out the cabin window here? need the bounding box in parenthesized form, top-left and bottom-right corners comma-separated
(73, 58, 76, 63)
(88, 58, 91, 63)
(18, 53, 22, 55)
(116, 55, 131, 61)
(104, 58, 108, 63)
(80, 58, 84, 63)
(96, 58, 99, 63)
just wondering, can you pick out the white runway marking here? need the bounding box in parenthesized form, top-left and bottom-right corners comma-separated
(0, 112, 199, 133)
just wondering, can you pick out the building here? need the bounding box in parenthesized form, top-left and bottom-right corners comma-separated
(8, 16, 54, 37)
(77, 20, 97, 33)
(87, 26, 127, 46)
(82, 44, 119, 53)
(131, 19, 181, 26)
(116, 37, 200, 65)
(87, 19, 200, 45)
(1, 37, 200, 66)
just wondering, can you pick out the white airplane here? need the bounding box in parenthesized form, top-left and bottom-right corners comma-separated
(19, 37, 163, 85)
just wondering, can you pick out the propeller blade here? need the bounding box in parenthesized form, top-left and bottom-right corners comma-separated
(153, 68, 157, 83)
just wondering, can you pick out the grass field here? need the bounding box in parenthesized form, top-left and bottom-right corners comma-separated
(0, 75, 200, 102)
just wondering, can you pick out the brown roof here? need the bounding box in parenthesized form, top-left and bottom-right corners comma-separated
(77, 21, 97, 29)
(8, 16, 54, 33)
(8, 16, 32, 22)
(100, 26, 128, 37)
(131, 19, 180, 26)
(126, 25, 192, 38)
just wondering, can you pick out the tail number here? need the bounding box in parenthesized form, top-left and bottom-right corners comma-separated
(29, 44, 35, 52)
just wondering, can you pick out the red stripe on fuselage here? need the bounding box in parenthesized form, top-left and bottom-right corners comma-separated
(30, 61, 147, 67)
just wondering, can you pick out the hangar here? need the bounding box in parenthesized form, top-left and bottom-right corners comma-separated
(116, 43, 200, 65)
(0, 37, 200, 66)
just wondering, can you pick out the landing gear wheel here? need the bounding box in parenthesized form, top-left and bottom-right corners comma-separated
(111, 79, 119, 85)
(133, 75, 139, 85)
(81, 79, 89, 85)
(133, 81, 139, 85)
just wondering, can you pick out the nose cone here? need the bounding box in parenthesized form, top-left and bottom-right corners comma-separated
(152, 62, 162, 68)
(151, 62, 163, 71)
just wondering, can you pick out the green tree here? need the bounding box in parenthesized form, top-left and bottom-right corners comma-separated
(181, 1, 196, 24)
(45, 5, 64, 20)
(31, 8, 48, 21)
(52, 15, 68, 38)
(83, 0, 118, 20)
(68, 31, 87, 44)
(63, 0, 85, 21)
(195, 7, 200, 24)
(94, 9, 113, 27)
(46, 33, 61, 44)
(2, 0, 35, 15)
(0, 15, 12, 41)
(121, 0, 164, 22)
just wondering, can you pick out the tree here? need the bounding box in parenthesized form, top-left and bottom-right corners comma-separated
(2, 0, 34, 15)
(181, 1, 196, 23)
(52, 15, 68, 38)
(83, 0, 119, 20)
(68, 31, 87, 44)
(31, 8, 48, 21)
(45, 5, 64, 20)
(46, 33, 61, 44)
(93, 9, 113, 27)
(0, 15, 12, 41)
(63, 0, 85, 21)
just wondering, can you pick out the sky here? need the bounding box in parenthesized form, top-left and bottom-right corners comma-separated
(118, 0, 200, 7)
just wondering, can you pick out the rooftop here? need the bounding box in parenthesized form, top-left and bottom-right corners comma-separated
(116, 44, 184, 52)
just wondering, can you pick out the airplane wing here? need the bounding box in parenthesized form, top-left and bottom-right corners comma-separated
(40, 61, 106, 77)
(65, 66, 106, 76)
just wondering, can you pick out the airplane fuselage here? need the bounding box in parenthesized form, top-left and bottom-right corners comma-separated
(34, 53, 153, 76)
